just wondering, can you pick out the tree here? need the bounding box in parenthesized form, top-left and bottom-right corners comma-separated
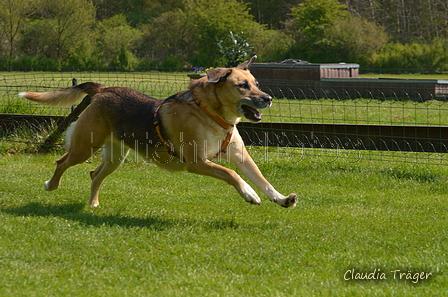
(0, 0, 35, 69)
(291, 0, 349, 42)
(96, 14, 142, 70)
(344, 0, 448, 43)
(288, 0, 350, 62)
(183, 0, 265, 66)
(136, 9, 192, 63)
(324, 16, 389, 63)
(137, 0, 293, 67)
(20, 19, 54, 57)
(92, 0, 184, 26)
(244, 0, 298, 29)
(38, 0, 96, 60)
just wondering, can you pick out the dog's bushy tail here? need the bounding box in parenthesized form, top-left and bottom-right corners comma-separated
(19, 82, 106, 107)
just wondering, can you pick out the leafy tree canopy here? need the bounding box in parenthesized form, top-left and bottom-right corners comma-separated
(291, 0, 349, 42)
(0, 0, 447, 72)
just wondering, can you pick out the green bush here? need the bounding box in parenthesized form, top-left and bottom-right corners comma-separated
(370, 39, 448, 73)
(2, 55, 60, 71)
(249, 30, 294, 63)
(65, 53, 105, 72)
(161, 55, 185, 71)
(110, 49, 139, 71)
(183, 0, 269, 67)
(217, 31, 253, 67)
(137, 58, 158, 70)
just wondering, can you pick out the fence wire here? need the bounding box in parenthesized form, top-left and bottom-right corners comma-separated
(260, 83, 448, 126)
(0, 72, 190, 116)
(1, 72, 448, 165)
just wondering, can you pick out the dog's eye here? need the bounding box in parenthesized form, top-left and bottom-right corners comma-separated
(238, 81, 250, 90)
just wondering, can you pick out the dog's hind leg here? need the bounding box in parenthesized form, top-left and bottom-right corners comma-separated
(89, 140, 129, 207)
(44, 148, 99, 192)
(44, 112, 110, 192)
(44, 143, 104, 192)
(44, 152, 73, 191)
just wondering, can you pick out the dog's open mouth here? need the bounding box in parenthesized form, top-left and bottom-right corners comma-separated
(241, 104, 262, 122)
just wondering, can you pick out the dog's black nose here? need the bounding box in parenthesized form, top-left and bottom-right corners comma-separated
(263, 94, 272, 104)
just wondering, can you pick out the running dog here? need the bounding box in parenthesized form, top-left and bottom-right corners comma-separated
(19, 56, 297, 208)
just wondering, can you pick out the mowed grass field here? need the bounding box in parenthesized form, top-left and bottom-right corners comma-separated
(1, 72, 448, 295)
(0, 149, 447, 296)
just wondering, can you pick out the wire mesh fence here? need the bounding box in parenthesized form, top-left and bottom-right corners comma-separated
(259, 81, 448, 126)
(0, 72, 190, 115)
(1, 71, 448, 165)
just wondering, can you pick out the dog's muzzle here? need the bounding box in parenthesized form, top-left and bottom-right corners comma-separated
(238, 94, 272, 122)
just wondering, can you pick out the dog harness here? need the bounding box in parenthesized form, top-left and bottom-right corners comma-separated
(153, 94, 177, 157)
(194, 96, 234, 158)
(153, 91, 234, 160)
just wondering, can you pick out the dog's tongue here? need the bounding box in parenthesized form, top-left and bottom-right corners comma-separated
(242, 105, 261, 122)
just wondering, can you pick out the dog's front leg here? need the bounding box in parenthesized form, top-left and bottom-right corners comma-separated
(228, 140, 297, 208)
(185, 159, 262, 205)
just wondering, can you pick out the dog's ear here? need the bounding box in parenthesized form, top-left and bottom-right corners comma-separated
(206, 68, 233, 83)
(237, 55, 257, 70)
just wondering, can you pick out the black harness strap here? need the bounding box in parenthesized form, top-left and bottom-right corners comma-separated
(153, 93, 179, 157)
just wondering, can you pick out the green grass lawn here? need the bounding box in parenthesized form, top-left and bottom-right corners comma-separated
(1, 150, 447, 296)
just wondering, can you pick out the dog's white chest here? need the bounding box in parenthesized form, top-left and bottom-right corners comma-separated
(201, 129, 233, 160)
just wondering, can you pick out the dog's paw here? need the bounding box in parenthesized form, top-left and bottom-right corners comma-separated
(44, 180, 57, 191)
(89, 202, 100, 207)
(240, 183, 262, 205)
(88, 196, 100, 207)
(280, 193, 298, 208)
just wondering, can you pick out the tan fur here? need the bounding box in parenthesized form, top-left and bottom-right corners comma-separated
(19, 57, 297, 208)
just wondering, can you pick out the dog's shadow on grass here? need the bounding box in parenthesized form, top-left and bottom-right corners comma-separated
(1, 202, 182, 231)
(1, 202, 252, 231)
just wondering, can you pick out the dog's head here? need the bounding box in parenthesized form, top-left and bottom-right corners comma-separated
(191, 56, 272, 123)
